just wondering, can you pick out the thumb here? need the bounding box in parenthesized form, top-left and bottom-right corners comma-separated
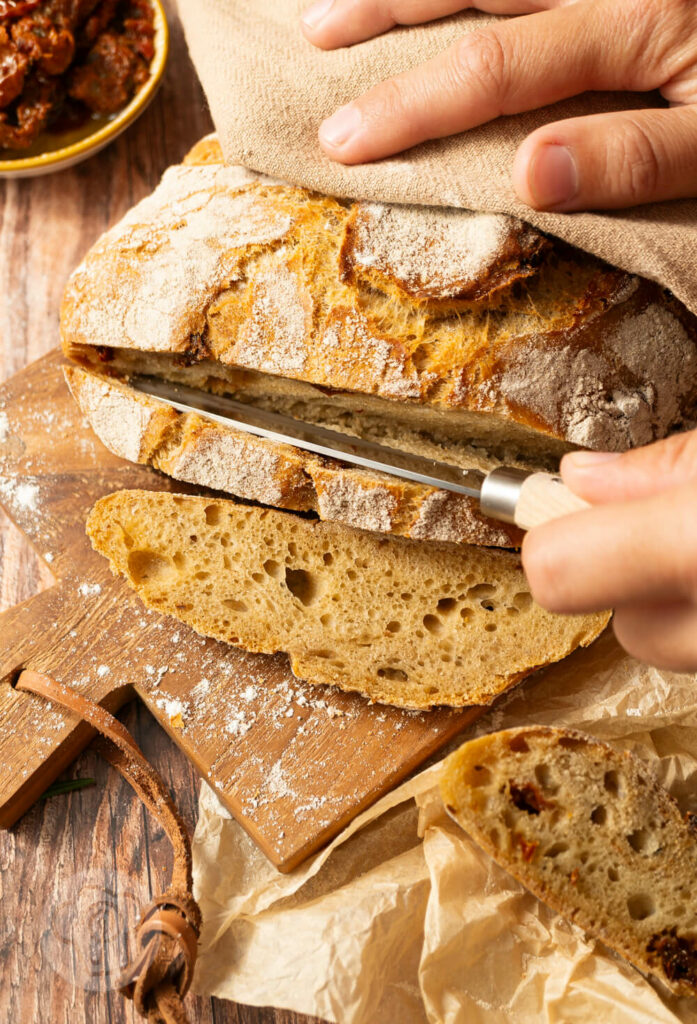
(512, 106, 697, 211)
(561, 429, 697, 504)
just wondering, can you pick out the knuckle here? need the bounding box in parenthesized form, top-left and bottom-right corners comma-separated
(450, 30, 508, 107)
(611, 119, 663, 202)
(367, 74, 409, 123)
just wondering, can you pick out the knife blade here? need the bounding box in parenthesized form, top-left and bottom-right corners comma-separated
(129, 374, 591, 531)
(130, 374, 486, 499)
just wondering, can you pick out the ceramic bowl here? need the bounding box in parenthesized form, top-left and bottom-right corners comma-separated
(0, 0, 169, 179)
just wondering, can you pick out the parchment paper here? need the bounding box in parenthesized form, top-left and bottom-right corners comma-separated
(192, 632, 697, 1023)
(176, 4, 697, 1015)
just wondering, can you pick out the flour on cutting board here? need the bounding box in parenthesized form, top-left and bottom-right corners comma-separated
(0, 478, 40, 512)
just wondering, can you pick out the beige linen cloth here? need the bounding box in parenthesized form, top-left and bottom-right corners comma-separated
(177, 0, 697, 315)
(174, 2, 697, 1019)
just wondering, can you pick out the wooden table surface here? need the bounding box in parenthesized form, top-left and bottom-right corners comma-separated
(0, 6, 325, 1023)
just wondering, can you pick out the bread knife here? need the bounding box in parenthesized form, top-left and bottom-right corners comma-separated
(130, 375, 590, 532)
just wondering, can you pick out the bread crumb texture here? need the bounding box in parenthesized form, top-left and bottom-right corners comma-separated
(441, 726, 697, 996)
(86, 492, 608, 709)
(61, 139, 697, 452)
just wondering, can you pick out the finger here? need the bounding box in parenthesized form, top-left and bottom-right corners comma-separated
(512, 105, 697, 211)
(521, 481, 697, 614)
(317, 1, 658, 164)
(613, 600, 697, 674)
(561, 430, 697, 506)
(301, 0, 554, 50)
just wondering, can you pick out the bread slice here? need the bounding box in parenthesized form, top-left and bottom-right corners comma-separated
(440, 726, 697, 996)
(64, 364, 523, 548)
(61, 136, 697, 459)
(86, 492, 609, 709)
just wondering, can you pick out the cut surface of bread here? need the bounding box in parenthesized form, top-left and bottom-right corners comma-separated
(61, 137, 697, 457)
(441, 726, 697, 996)
(65, 364, 523, 547)
(86, 492, 609, 709)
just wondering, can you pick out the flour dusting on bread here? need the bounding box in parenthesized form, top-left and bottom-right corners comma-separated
(61, 137, 697, 460)
(343, 201, 546, 301)
(63, 165, 294, 353)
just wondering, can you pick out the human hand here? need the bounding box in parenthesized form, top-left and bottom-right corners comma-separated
(521, 430, 697, 672)
(301, 0, 697, 211)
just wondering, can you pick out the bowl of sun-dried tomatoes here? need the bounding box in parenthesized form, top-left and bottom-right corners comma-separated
(0, 0, 168, 176)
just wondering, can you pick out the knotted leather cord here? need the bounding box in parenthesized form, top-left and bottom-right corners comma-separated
(16, 670, 202, 1024)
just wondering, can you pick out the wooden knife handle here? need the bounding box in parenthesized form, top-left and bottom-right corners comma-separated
(513, 473, 591, 531)
(480, 468, 591, 531)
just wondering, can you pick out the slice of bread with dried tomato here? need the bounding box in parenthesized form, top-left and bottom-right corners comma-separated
(441, 726, 697, 996)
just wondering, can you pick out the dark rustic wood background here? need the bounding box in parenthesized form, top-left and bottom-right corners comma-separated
(0, 5, 325, 1021)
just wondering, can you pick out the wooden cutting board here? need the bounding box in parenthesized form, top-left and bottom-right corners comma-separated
(0, 351, 482, 871)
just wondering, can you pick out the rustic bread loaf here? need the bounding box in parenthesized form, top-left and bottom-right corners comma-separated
(64, 364, 523, 547)
(440, 726, 697, 996)
(86, 491, 609, 709)
(61, 136, 697, 459)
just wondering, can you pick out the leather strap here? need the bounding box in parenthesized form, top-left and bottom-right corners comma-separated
(16, 669, 202, 1024)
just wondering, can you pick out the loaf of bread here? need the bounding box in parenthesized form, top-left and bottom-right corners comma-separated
(64, 364, 523, 547)
(86, 491, 609, 709)
(441, 726, 697, 996)
(62, 135, 697, 465)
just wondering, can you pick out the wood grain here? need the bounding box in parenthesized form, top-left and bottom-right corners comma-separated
(0, 351, 478, 865)
(0, 2, 324, 1021)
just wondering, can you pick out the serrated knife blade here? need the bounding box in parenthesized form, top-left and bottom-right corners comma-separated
(128, 375, 591, 531)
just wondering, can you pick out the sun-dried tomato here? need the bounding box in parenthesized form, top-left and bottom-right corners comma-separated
(648, 929, 697, 986)
(0, 0, 155, 149)
(517, 836, 538, 862)
(0, 0, 42, 21)
(509, 780, 553, 815)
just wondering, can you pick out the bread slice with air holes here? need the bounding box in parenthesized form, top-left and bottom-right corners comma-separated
(440, 726, 697, 996)
(86, 491, 609, 709)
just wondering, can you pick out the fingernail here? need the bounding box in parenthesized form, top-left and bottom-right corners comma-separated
(302, 0, 334, 30)
(528, 145, 579, 209)
(566, 451, 623, 469)
(319, 104, 362, 149)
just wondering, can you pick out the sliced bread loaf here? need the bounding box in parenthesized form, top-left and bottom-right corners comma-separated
(86, 492, 609, 709)
(440, 726, 697, 996)
(61, 137, 697, 459)
(64, 364, 523, 547)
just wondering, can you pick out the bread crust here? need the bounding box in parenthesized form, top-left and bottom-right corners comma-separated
(61, 137, 697, 455)
(64, 365, 522, 547)
(441, 726, 697, 996)
(86, 492, 610, 709)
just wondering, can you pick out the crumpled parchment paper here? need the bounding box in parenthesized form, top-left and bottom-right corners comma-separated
(192, 631, 697, 1023)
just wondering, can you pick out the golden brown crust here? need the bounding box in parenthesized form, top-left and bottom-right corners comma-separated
(182, 134, 225, 165)
(61, 136, 697, 455)
(340, 200, 551, 304)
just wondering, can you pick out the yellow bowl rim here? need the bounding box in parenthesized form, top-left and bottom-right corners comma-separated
(0, 0, 169, 174)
